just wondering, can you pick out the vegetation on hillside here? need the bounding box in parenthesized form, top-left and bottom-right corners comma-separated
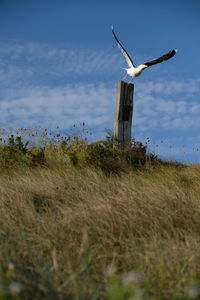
(0, 129, 200, 299)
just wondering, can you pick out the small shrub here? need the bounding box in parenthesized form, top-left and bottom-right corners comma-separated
(8, 135, 29, 154)
(67, 150, 79, 166)
(86, 140, 156, 174)
(0, 146, 30, 170)
(0, 135, 32, 170)
(30, 148, 46, 167)
(86, 142, 125, 175)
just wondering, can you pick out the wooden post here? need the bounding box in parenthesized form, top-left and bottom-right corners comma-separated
(114, 81, 134, 148)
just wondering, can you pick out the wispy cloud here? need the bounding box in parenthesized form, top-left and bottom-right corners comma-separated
(0, 84, 115, 130)
(134, 78, 200, 130)
(137, 79, 200, 96)
(0, 42, 122, 87)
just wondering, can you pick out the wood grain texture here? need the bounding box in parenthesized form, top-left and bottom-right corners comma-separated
(114, 81, 134, 148)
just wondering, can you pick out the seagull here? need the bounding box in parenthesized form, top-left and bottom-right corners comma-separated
(112, 27, 177, 80)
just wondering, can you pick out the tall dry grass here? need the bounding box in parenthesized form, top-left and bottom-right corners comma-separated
(0, 157, 200, 299)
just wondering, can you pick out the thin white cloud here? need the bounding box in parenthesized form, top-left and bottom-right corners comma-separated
(0, 84, 115, 130)
(133, 78, 200, 130)
(0, 42, 121, 85)
(137, 79, 200, 96)
(0, 79, 200, 133)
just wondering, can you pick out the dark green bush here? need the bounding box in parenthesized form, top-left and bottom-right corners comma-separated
(30, 148, 46, 167)
(86, 142, 125, 175)
(0, 145, 31, 170)
(8, 135, 29, 154)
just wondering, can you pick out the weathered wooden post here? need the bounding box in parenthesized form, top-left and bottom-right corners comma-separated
(114, 81, 134, 148)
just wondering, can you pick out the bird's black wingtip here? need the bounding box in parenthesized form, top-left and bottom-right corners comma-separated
(171, 49, 178, 55)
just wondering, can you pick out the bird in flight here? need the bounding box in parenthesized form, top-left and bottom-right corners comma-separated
(112, 27, 177, 80)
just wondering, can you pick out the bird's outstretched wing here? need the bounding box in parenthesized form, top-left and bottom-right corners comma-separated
(112, 27, 135, 68)
(144, 49, 177, 67)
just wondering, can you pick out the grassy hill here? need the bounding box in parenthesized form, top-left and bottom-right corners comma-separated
(0, 135, 200, 299)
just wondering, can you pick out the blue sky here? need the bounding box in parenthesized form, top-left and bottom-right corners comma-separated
(0, 0, 200, 162)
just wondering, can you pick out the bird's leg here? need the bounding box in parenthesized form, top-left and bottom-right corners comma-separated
(128, 76, 135, 84)
(121, 73, 127, 81)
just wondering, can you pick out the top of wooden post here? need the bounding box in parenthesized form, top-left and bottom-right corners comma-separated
(119, 80, 134, 87)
